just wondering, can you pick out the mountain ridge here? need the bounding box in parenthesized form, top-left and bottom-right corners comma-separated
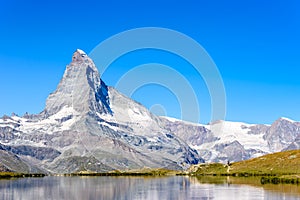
(161, 116, 300, 163)
(0, 49, 299, 173)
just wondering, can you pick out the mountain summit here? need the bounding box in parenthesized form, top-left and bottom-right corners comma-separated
(45, 49, 112, 116)
(0, 49, 202, 173)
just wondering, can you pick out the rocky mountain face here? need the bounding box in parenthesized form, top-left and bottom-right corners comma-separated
(161, 117, 300, 163)
(0, 49, 299, 173)
(0, 49, 202, 173)
(264, 118, 300, 152)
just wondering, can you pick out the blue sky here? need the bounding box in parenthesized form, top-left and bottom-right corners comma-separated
(0, 0, 299, 124)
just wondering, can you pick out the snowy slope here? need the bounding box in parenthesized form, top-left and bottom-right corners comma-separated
(161, 116, 300, 163)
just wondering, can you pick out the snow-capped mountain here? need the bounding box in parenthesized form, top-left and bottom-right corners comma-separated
(0, 49, 202, 173)
(161, 116, 300, 163)
(0, 49, 299, 173)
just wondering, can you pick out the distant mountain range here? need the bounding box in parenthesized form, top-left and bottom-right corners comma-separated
(0, 49, 299, 173)
(163, 116, 300, 162)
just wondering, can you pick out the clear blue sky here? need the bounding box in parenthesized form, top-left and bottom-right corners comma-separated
(0, 0, 299, 124)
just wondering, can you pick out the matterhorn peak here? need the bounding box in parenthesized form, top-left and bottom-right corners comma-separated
(71, 49, 90, 63)
(76, 49, 86, 55)
(44, 49, 112, 116)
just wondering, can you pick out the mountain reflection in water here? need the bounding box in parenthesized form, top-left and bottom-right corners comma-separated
(0, 176, 299, 200)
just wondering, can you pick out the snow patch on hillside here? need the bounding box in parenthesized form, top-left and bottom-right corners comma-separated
(12, 106, 80, 134)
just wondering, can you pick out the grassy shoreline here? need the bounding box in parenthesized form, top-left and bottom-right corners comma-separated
(64, 168, 179, 177)
(1, 171, 300, 185)
(187, 150, 300, 184)
(1, 150, 300, 184)
(0, 172, 45, 179)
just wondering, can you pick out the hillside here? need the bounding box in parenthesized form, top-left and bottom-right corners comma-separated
(193, 150, 300, 175)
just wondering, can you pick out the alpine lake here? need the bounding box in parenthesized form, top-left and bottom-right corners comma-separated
(1, 175, 300, 200)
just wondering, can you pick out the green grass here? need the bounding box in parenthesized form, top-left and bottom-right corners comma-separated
(0, 172, 23, 178)
(190, 163, 228, 175)
(193, 150, 300, 176)
(231, 150, 300, 175)
(0, 172, 46, 179)
(67, 168, 179, 177)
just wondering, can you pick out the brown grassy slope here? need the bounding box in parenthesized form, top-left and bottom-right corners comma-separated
(231, 150, 300, 175)
(194, 150, 300, 175)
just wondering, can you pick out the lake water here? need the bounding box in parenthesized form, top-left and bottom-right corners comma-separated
(0, 176, 299, 200)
